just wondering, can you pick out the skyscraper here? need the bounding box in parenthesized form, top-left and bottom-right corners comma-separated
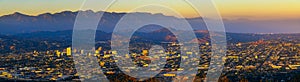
(67, 47, 71, 56)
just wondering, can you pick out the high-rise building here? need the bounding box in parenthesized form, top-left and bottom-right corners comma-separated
(67, 47, 72, 56)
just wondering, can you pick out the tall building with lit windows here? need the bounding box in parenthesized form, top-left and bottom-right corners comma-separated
(66, 47, 71, 56)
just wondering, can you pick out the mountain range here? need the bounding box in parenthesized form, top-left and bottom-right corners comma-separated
(1, 10, 300, 34)
(0, 10, 207, 34)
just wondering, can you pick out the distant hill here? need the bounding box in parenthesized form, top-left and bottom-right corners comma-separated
(10, 29, 269, 44)
(1, 29, 300, 54)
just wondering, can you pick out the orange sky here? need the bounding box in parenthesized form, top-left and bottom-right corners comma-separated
(0, 0, 299, 20)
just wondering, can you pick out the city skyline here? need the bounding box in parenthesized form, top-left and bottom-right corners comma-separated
(1, 1, 300, 81)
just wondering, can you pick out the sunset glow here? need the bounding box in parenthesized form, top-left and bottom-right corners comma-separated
(0, 0, 299, 20)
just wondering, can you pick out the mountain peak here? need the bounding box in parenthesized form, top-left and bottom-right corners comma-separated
(38, 13, 52, 16)
(11, 12, 27, 17)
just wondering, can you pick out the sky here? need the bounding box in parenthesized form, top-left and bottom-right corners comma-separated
(0, 0, 300, 20)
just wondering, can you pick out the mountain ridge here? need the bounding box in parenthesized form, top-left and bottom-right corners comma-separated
(0, 10, 206, 34)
